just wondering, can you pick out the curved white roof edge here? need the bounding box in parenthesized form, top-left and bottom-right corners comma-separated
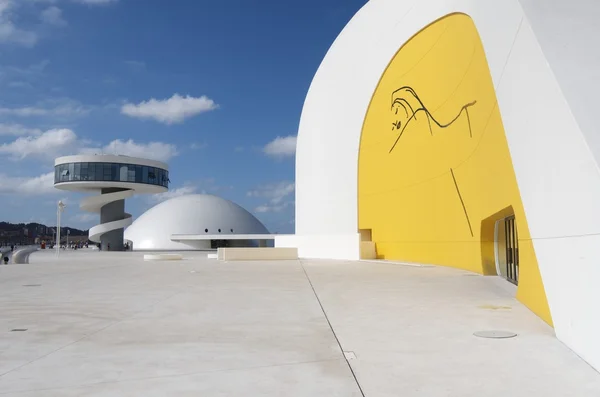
(55, 154, 168, 170)
(124, 194, 270, 251)
(54, 180, 167, 194)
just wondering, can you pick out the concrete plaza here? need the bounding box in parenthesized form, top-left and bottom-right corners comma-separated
(1, 250, 599, 396)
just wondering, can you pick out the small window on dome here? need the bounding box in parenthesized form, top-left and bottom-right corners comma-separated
(205, 229, 208, 233)
(230, 229, 234, 233)
(218, 229, 221, 233)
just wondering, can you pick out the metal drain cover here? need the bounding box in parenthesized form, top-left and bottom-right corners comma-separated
(23, 284, 41, 287)
(11, 329, 28, 332)
(474, 330, 517, 339)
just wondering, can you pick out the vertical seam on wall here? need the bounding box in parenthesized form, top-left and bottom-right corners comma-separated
(492, 15, 554, 325)
(494, 16, 524, 92)
(450, 168, 474, 237)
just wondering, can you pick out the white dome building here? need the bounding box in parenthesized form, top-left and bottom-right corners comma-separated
(124, 194, 270, 250)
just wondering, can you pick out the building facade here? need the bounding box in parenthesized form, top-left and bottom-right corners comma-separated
(54, 154, 169, 251)
(124, 194, 271, 250)
(276, 0, 600, 371)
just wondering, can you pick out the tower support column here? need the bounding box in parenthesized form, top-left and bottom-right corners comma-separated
(100, 188, 126, 251)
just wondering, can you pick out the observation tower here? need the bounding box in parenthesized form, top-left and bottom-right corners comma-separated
(54, 154, 169, 251)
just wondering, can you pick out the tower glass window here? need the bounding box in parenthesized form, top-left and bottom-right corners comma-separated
(54, 162, 169, 188)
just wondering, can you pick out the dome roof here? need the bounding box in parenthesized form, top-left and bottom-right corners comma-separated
(124, 194, 269, 250)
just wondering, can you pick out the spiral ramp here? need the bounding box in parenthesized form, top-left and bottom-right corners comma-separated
(81, 189, 135, 243)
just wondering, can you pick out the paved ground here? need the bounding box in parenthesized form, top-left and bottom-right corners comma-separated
(0, 249, 599, 396)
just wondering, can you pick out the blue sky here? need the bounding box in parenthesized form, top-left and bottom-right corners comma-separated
(0, 0, 367, 234)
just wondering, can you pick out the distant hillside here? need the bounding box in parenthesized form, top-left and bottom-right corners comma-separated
(0, 222, 88, 236)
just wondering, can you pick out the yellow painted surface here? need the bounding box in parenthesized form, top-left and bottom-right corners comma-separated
(357, 13, 552, 325)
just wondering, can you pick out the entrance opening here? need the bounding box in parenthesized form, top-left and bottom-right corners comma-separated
(494, 215, 519, 285)
(211, 240, 230, 249)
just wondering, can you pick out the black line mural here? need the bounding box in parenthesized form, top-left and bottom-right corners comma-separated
(450, 168, 474, 237)
(388, 85, 477, 237)
(389, 85, 477, 154)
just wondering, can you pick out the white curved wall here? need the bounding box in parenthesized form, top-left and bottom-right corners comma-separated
(519, 0, 600, 168)
(124, 194, 270, 250)
(295, 0, 526, 258)
(290, 0, 600, 370)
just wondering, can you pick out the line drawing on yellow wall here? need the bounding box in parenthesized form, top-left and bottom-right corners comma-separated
(389, 86, 477, 153)
(387, 85, 477, 237)
(450, 168, 474, 237)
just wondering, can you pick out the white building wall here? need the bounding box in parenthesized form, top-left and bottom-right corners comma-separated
(519, 0, 600, 168)
(125, 195, 270, 251)
(294, 0, 417, 259)
(275, 234, 360, 261)
(495, 18, 600, 369)
(291, 0, 600, 371)
(295, 0, 525, 259)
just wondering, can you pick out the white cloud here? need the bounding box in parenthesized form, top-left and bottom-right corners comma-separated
(145, 178, 232, 206)
(263, 135, 297, 158)
(71, 0, 118, 4)
(0, 0, 116, 47)
(247, 181, 295, 204)
(0, 98, 90, 118)
(254, 205, 270, 213)
(1, 60, 47, 89)
(0, 123, 42, 136)
(41, 6, 66, 26)
(7, 81, 33, 89)
(0, 0, 38, 47)
(0, 125, 179, 162)
(0, 172, 56, 195)
(254, 202, 294, 213)
(197, 178, 233, 194)
(3, 59, 49, 77)
(69, 213, 96, 227)
(72, 213, 95, 222)
(82, 139, 179, 163)
(124, 60, 145, 70)
(248, 181, 295, 213)
(25, 0, 118, 7)
(0, 128, 77, 159)
(0, 106, 51, 117)
(121, 93, 218, 125)
(190, 142, 207, 150)
(148, 185, 197, 204)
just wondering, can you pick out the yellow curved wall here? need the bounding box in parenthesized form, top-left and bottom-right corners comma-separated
(357, 13, 552, 324)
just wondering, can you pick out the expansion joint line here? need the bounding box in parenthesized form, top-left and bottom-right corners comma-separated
(450, 168, 474, 237)
(298, 260, 366, 397)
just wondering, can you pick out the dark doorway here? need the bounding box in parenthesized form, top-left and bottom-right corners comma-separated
(210, 240, 230, 249)
(504, 215, 519, 285)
